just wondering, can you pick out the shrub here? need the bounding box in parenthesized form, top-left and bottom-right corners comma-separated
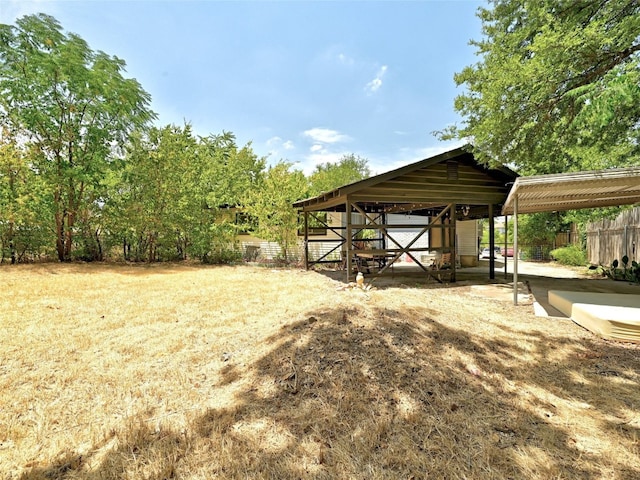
(201, 244, 242, 264)
(550, 245, 587, 266)
(590, 255, 640, 284)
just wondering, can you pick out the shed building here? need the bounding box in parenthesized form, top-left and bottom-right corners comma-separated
(294, 146, 518, 282)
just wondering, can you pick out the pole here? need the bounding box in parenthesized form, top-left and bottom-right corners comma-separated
(346, 198, 352, 283)
(513, 195, 519, 305)
(489, 204, 495, 279)
(303, 212, 309, 270)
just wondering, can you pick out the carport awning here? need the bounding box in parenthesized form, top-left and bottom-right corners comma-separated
(502, 166, 640, 215)
(502, 165, 640, 306)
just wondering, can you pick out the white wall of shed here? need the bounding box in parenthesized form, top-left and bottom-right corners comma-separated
(386, 213, 431, 262)
(457, 220, 479, 257)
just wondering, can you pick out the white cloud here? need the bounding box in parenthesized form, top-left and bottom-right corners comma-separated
(308, 151, 344, 165)
(298, 128, 352, 173)
(365, 65, 388, 95)
(293, 141, 352, 175)
(262, 136, 296, 163)
(266, 135, 295, 150)
(303, 127, 350, 144)
(266, 136, 282, 147)
(318, 46, 355, 68)
(337, 52, 354, 66)
(368, 141, 466, 175)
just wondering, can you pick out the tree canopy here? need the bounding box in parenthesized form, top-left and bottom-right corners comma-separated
(445, 0, 640, 174)
(0, 14, 155, 260)
(243, 161, 308, 261)
(0, 14, 373, 264)
(308, 154, 371, 196)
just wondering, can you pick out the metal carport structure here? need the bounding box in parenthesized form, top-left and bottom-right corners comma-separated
(502, 166, 640, 304)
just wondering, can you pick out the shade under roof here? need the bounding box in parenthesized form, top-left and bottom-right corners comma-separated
(502, 166, 640, 215)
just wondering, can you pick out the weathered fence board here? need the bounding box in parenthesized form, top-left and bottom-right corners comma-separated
(587, 208, 640, 265)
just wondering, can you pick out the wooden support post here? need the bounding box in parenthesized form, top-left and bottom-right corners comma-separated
(504, 214, 508, 279)
(440, 208, 447, 248)
(382, 212, 387, 252)
(346, 198, 352, 283)
(513, 195, 519, 305)
(303, 211, 309, 270)
(451, 203, 456, 282)
(489, 204, 495, 280)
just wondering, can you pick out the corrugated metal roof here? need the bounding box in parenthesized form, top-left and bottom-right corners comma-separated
(502, 167, 640, 215)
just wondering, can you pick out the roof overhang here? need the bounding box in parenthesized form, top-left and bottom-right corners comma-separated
(294, 145, 518, 216)
(502, 167, 640, 215)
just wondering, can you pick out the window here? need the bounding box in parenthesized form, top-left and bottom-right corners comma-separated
(235, 212, 258, 235)
(298, 212, 328, 236)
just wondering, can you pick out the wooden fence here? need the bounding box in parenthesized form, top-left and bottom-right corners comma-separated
(587, 208, 640, 265)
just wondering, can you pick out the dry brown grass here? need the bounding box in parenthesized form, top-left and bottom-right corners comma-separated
(1, 263, 639, 479)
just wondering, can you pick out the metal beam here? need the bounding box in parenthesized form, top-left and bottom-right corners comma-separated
(513, 195, 519, 305)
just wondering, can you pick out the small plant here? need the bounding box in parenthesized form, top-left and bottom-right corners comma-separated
(550, 245, 586, 266)
(589, 255, 640, 284)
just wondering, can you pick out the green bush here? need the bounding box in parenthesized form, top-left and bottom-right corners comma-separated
(550, 245, 587, 266)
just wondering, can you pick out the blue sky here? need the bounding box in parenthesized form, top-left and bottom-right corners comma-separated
(1, 0, 485, 174)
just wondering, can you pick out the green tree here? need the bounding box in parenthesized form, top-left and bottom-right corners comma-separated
(190, 131, 265, 263)
(516, 213, 562, 246)
(0, 133, 53, 262)
(199, 132, 265, 208)
(106, 124, 199, 262)
(0, 14, 155, 261)
(444, 1, 640, 174)
(308, 153, 370, 195)
(244, 162, 307, 262)
(106, 127, 266, 263)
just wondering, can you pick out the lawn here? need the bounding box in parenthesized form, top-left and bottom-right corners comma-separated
(1, 263, 639, 479)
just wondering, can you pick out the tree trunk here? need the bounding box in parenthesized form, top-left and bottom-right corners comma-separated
(55, 210, 65, 262)
(8, 220, 16, 265)
(63, 188, 77, 261)
(8, 173, 16, 264)
(54, 184, 68, 261)
(148, 232, 157, 262)
(93, 228, 103, 261)
(9, 245, 15, 264)
(64, 215, 74, 261)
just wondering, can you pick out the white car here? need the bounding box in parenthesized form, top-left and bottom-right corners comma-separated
(480, 247, 501, 259)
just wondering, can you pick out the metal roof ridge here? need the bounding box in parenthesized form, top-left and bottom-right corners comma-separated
(513, 165, 640, 184)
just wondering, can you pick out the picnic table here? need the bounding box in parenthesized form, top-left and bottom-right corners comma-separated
(354, 252, 397, 273)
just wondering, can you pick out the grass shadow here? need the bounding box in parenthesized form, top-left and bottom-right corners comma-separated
(17, 304, 640, 479)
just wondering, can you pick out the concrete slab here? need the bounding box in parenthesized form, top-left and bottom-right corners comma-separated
(549, 290, 640, 343)
(469, 282, 531, 304)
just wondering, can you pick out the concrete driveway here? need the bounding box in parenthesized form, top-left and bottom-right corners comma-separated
(490, 258, 640, 317)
